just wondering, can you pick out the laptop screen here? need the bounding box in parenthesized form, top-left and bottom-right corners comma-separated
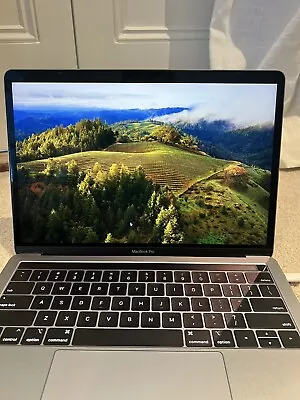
(11, 81, 278, 248)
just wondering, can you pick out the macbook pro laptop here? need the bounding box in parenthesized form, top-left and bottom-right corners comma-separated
(1, 69, 300, 400)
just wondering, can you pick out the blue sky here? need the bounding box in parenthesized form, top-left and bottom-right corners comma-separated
(12, 82, 277, 126)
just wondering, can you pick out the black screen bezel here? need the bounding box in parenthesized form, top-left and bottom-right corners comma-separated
(4, 69, 285, 256)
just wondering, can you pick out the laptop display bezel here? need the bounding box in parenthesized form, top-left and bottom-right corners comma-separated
(4, 69, 284, 257)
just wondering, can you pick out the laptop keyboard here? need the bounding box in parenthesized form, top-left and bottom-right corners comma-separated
(0, 263, 299, 348)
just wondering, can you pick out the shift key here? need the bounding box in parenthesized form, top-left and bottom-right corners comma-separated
(0, 311, 37, 326)
(246, 313, 295, 329)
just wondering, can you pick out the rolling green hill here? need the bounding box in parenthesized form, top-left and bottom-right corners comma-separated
(20, 141, 232, 193)
(178, 176, 269, 245)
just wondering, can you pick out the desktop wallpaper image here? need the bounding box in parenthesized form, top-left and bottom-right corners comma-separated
(13, 82, 277, 246)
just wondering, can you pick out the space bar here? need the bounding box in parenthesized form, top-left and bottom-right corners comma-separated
(73, 329, 183, 347)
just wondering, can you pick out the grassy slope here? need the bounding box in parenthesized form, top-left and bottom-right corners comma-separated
(20, 141, 232, 193)
(178, 177, 269, 245)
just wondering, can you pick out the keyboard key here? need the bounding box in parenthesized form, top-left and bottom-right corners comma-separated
(240, 284, 260, 297)
(246, 272, 273, 284)
(171, 298, 190, 311)
(203, 284, 222, 297)
(235, 330, 258, 348)
(152, 297, 170, 311)
(147, 283, 164, 296)
(77, 312, 98, 327)
(48, 270, 67, 281)
(192, 272, 209, 283)
(183, 313, 203, 328)
(162, 313, 182, 328)
(174, 271, 191, 282)
(0, 327, 24, 345)
(73, 329, 183, 347)
(184, 284, 202, 296)
(31, 296, 52, 309)
(71, 283, 90, 295)
(120, 312, 139, 327)
(84, 271, 102, 282)
(225, 313, 246, 329)
(279, 331, 300, 348)
(4, 282, 34, 295)
(56, 311, 78, 326)
(44, 328, 73, 345)
(91, 297, 111, 310)
(120, 271, 137, 282)
(132, 297, 150, 311)
(21, 328, 46, 345)
(246, 313, 295, 329)
(51, 282, 71, 295)
(204, 313, 224, 328)
(250, 298, 286, 312)
(51, 296, 72, 310)
(11, 270, 31, 281)
(30, 270, 49, 281)
(102, 271, 120, 282)
(230, 298, 251, 312)
(33, 282, 53, 295)
(213, 330, 235, 347)
(66, 270, 84, 282)
(90, 283, 108, 295)
(259, 285, 280, 298)
(222, 284, 241, 297)
(256, 330, 277, 338)
(259, 338, 281, 348)
(0, 295, 33, 309)
(138, 271, 155, 282)
(141, 312, 160, 328)
(128, 283, 145, 296)
(98, 312, 118, 327)
(185, 330, 212, 347)
(71, 296, 91, 310)
(191, 298, 211, 312)
(0, 310, 36, 326)
(227, 272, 245, 283)
(210, 272, 227, 283)
(109, 283, 127, 295)
(112, 297, 130, 311)
(166, 284, 183, 296)
(211, 298, 230, 312)
(34, 311, 57, 326)
(157, 271, 173, 282)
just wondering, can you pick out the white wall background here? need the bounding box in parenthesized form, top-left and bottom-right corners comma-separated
(0, 0, 214, 150)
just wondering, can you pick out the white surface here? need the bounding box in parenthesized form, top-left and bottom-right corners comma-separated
(0, 0, 77, 150)
(210, 0, 300, 168)
(72, 0, 213, 69)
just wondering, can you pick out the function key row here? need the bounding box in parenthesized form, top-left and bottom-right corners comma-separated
(11, 269, 273, 284)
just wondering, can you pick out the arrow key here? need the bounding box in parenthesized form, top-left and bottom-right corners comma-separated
(234, 330, 258, 347)
(279, 331, 300, 348)
(259, 338, 281, 348)
(0, 327, 24, 344)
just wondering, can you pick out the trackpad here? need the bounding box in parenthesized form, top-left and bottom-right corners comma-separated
(42, 350, 232, 400)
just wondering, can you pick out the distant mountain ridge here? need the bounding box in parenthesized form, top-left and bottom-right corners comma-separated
(14, 107, 188, 140)
(174, 119, 274, 170)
